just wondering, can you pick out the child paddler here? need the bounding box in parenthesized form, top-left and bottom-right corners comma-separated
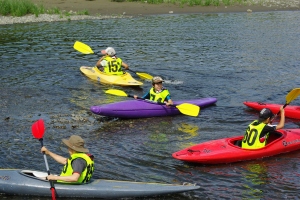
(133, 76, 173, 106)
(41, 135, 94, 183)
(242, 107, 285, 149)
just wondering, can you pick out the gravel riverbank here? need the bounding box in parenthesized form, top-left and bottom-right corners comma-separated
(0, 14, 130, 25)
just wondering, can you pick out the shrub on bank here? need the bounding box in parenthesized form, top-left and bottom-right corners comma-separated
(0, 0, 89, 17)
(0, 0, 41, 16)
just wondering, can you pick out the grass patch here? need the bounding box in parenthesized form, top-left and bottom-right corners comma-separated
(0, 0, 39, 16)
(0, 0, 89, 17)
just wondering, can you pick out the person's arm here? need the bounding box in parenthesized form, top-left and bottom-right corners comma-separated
(166, 99, 173, 106)
(47, 158, 86, 182)
(141, 91, 150, 99)
(41, 146, 67, 165)
(164, 94, 173, 106)
(96, 56, 105, 68)
(122, 62, 129, 70)
(134, 92, 149, 100)
(275, 106, 285, 130)
(47, 173, 80, 182)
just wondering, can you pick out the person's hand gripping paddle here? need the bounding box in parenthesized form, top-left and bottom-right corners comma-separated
(260, 88, 300, 143)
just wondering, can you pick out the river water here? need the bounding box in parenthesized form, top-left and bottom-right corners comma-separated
(0, 11, 300, 199)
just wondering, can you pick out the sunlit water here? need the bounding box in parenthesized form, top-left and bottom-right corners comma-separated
(0, 11, 300, 199)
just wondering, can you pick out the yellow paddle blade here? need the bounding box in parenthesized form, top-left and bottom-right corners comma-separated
(175, 103, 200, 117)
(128, 69, 153, 80)
(136, 72, 153, 80)
(105, 89, 128, 97)
(286, 88, 300, 104)
(73, 41, 94, 54)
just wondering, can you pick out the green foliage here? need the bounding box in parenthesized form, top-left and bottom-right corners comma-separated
(0, 0, 90, 17)
(65, 12, 71, 17)
(33, 5, 45, 16)
(77, 10, 89, 15)
(48, 7, 61, 14)
(222, 0, 231, 6)
(0, 0, 36, 16)
(212, 0, 220, 6)
(0, 0, 11, 15)
(188, 0, 202, 6)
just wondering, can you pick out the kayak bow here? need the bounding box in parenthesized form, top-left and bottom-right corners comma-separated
(244, 101, 300, 120)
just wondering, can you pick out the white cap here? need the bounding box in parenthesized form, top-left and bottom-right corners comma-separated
(152, 76, 164, 84)
(101, 47, 116, 56)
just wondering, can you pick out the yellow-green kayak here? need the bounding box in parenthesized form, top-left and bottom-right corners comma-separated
(80, 66, 143, 86)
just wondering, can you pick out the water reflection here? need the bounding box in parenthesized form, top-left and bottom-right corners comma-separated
(241, 162, 268, 199)
(177, 122, 199, 139)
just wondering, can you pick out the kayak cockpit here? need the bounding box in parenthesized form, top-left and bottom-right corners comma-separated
(230, 131, 283, 148)
(19, 170, 92, 184)
(19, 170, 48, 181)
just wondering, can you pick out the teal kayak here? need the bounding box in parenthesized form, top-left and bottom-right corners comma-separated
(0, 169, 200, 198)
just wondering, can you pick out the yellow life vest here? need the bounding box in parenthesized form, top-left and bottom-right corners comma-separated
(59, 153, 94, 184)
(149, 88, 170, 103)
(242, 120, 268, 149)
(102, 56, 124, 75)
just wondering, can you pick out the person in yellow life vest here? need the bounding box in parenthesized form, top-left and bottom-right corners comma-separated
(133, 76, 173, 106)
(242, 106, 285, 149)
(95, 47, 129, 75)
(41, 135, 94, 183)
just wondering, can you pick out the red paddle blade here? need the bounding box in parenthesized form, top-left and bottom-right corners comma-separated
(51, 188, 56, 200)
(31, 119, 45, 139)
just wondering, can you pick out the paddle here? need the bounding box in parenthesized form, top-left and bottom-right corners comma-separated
(280, 88, 300, 112)
(128, 69, 153, 80)
(270, 88, 300, 123)
(31, 119, 56, 200)
(105, 89, 200, 117)
(73, 41, 153, 80)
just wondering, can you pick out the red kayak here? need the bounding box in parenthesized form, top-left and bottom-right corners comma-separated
(243, 101, 300, 120)
(172, 129, 300, 164)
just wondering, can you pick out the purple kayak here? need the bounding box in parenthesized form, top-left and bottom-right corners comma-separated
(90, 98, 217, 118)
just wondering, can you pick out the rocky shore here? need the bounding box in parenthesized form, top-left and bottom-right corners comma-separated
(0, 0, 299, 25)
(0, 14, 129, 25)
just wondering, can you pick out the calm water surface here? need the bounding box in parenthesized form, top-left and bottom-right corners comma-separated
(0, 11, 300, 199)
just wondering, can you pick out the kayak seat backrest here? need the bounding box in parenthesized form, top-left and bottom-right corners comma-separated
(234, 140, 242, 147)
(266, 131, 282, 145)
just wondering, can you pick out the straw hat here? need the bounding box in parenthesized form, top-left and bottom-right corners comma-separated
(62, 135, 89, 153)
